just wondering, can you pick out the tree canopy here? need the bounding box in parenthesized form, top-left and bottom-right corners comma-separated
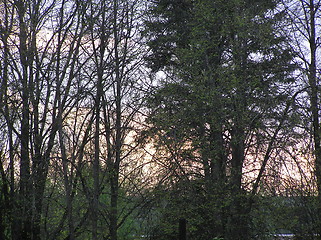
(0, 0, 320, 239)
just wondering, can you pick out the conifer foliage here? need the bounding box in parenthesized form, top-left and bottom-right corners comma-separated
(144, 0, 297, 239)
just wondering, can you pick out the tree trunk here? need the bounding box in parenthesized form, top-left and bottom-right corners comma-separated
(109, 2, 122, 240)
(110, 174, 119, 240)
(307, 1, 321, 237)
(227, 125, 249, 240)
(17, 0, 32, 238)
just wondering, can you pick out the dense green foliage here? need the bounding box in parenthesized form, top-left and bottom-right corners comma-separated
(144, 0, 298, 239)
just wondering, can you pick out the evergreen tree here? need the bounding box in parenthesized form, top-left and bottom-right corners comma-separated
(144, 0, 297, 239)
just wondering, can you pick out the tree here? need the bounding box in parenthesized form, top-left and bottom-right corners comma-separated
(282, 0, 321, 236)
(0, 0, 89, 238)
(1, 0, 151, 239)
(144, 0, 297, 239)
(77, 0, 149, 239)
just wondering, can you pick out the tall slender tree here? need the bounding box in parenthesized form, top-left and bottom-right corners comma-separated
(80, 0, 148, 239)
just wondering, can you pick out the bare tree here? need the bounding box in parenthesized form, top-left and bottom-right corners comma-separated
(282, 0, 321, 236)
(0, 0, 90, 239)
